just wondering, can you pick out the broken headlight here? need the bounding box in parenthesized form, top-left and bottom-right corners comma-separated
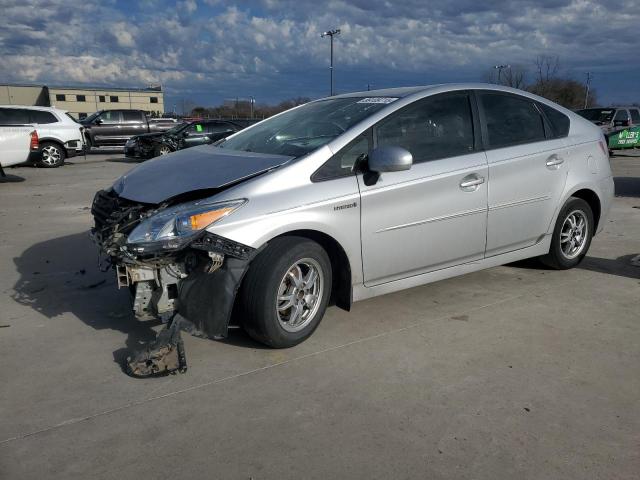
(127, 198, 246, 249)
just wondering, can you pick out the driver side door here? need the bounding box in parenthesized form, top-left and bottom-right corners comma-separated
(357, 92, 489, 286)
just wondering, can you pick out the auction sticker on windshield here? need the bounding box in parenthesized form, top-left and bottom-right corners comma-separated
(357, 97, 399, 104)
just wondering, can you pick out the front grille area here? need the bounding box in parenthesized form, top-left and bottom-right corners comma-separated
(91, 189, 147, 241)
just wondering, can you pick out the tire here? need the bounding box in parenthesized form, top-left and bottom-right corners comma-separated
(239, 236, 332, 348)
(154, 144, 172, 157)
(38, 142, 66, 168)
(540, 197, 594, 269)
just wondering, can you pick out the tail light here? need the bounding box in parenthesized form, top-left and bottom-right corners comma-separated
(598, 136, 610, 163)
(30, 130, 39, 151)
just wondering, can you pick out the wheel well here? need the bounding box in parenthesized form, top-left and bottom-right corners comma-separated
(571, 189, 601, 233)
(275, 230, 352, 311)
(39, 139, 65, 150)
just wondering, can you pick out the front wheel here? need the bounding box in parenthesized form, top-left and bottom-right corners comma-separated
(38, 142, 66, 168)
(154, 144, 172, 157)
(540, 197, 594, 269)
(239, 236, 332, 348)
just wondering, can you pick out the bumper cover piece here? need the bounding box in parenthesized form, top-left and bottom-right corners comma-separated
(126, 316, 188, 378)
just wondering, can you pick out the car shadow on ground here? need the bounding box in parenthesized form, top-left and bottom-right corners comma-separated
(509, 255, 640, 280)
(614, 177, 640, 198)
(12, 231, 263, 373)
(0, 172, 25, 183)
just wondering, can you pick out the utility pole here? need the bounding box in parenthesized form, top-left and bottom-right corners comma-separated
(584, 72, 592, 109)
(321, 29, 341, 96)
(493, 65, 510, 84)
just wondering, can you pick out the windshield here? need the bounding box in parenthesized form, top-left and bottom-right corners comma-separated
(218, 97, 397, 157)
(83, 111, 101, 123)
(576, 108, 615, 123)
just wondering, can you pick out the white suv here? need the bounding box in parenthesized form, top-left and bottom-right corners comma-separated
(0, 106, 85, 167)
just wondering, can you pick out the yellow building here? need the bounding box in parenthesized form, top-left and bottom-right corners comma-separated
(0, 83, 164, 119)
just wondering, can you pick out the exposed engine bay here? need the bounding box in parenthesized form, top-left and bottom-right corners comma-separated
(91, 188, 258, 376)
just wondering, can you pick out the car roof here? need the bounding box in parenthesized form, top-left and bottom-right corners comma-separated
(329, 83, 541, 99)
(0, 105, 69, 114)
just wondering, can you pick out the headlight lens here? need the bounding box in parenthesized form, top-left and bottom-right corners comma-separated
(127, 198, 245, 246)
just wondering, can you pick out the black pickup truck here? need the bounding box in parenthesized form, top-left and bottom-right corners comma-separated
(80, 110, 178, 148)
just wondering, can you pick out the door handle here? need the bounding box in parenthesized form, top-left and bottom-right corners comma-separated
(546, 155, 564, 168)
(459, 175, 485, 190)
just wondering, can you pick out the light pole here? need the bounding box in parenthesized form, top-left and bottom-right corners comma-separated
(249, 96, 255, 119)
(321, 28, 341, 96)
(493, 64, 510, 84)
(584, 72, 592, 109)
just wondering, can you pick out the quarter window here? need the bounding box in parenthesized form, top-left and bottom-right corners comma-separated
(538, 103, 570, 138)
(480, 93, 546, 148)
(376, 93, 475, 163)
(312, 133, 370, 181)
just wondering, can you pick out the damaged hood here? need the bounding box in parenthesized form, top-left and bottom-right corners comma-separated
(113, 146, 293, 204)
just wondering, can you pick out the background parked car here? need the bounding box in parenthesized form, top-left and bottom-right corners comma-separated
(0, 106, 84, 167)
(80, 109, 178, 148)
(575, 106, 640, 134)
(124, 119, 244, 159)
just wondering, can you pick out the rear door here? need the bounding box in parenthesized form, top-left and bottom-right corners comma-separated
(358, 91, 489, 286)
(121, 110, 146, 140)
(478, 91, 569, 256)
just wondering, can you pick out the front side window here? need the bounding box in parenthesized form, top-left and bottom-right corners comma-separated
(614, 109, 629, 121)
(312, 133, 370, 181)
(376, 93, 475, 163)
(99, 111, 121, 123)
(480, 93, 546, 148)
(29, 110, 58, 124)
(218, 97, 395, 157)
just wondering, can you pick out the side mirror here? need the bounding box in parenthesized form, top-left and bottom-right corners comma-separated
(94, 118, 103, 125)
(368, 146, 413, 173)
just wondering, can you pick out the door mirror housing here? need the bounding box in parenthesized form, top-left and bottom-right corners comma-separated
(94, 118, 103, 125)
(368, 146, 413, 172)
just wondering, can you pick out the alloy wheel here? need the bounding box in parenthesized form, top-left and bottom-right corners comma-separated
(276, 258, 324, 333)
(42, 145, 61, 166)
(560, 210, 588, 259)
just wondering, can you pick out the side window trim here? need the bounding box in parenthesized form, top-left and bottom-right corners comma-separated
(476, 90, 548, 150)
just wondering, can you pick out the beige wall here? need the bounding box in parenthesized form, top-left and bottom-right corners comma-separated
(0, 85, 48, 106)
(48, 88, 164, 119)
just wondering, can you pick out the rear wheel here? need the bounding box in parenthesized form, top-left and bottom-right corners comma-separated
(38, 142, 65, 168)
(239, 236, 332, 348)
(540, 197, 593, 269)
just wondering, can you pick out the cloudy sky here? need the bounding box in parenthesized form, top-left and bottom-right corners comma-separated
(1, 0, 639, 109)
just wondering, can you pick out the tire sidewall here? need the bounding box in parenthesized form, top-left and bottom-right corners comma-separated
(39, 142, 65, 168)
(247, 239, 332, 347)
(550, 197, 594, 268)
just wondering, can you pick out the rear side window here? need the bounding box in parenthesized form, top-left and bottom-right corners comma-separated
(0, 108, 30, 124)
(29, 110, 58, 124)
(122, 110, 141, 122)
(312, 133, 370, 182)
(376, 93, 475, 163)
(630, 109, 640, 124)
(480, 93, 546, 148)
(207, 122, 237, 134)
(538, 103, 570, 138)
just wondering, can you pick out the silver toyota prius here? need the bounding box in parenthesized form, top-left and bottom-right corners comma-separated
(92, 83, 614, 350)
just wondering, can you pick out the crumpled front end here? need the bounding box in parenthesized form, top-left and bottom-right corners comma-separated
(90, 188, 257, 339)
